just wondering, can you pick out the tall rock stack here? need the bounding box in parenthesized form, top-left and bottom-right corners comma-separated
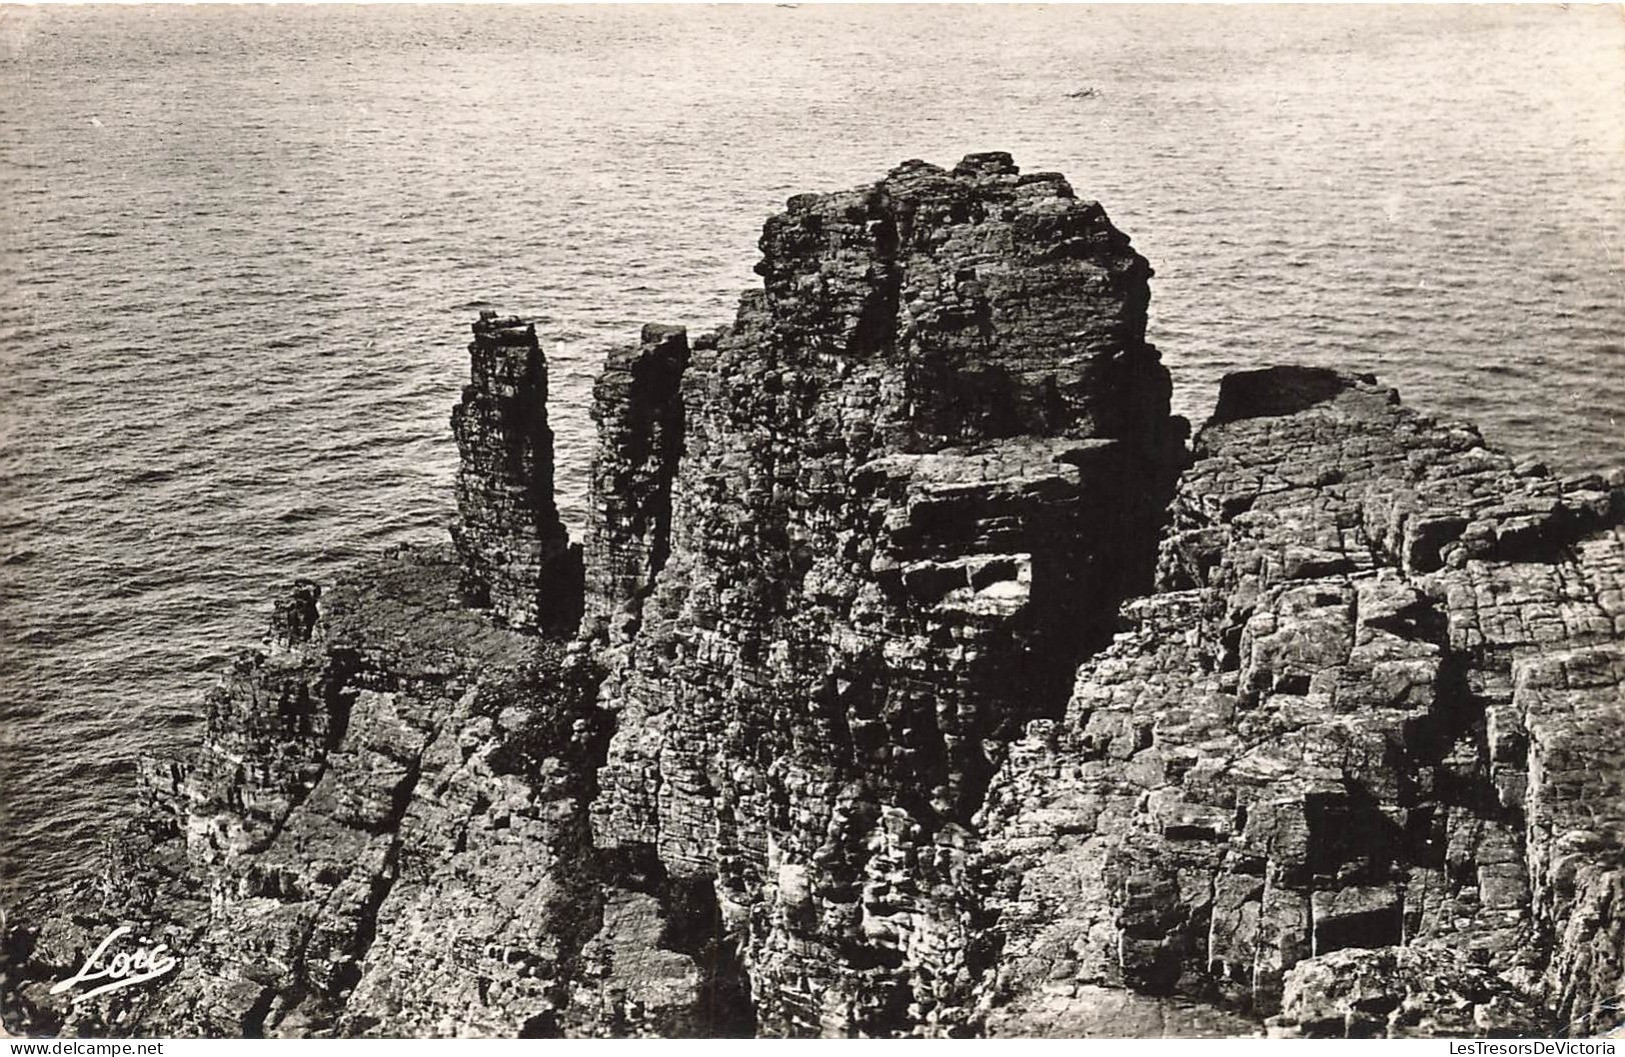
(450, 310, 582, 634)
(589, 153, 1186, 1035)
(582, 324, 691, 644)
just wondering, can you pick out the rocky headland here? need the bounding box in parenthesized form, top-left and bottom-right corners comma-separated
(4, 154, 1623, 1039)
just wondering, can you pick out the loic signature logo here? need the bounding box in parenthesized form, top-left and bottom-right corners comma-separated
(48, 925, 177, 1006)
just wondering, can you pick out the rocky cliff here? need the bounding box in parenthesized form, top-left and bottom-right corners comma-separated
(4, 156, 1623, 1039)
(977, 366, 1625, 1037)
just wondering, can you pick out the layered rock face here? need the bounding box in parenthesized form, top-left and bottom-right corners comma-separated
(976, 367, 1625, 1037)
(582, 324, 691, 645)
(2, 549, 613, 1037)
(451, 310, 581, 633)
(6, 158, 1625, 1041)
(581, 156, 1183, 1027)
(589, 153, 1185, 1034)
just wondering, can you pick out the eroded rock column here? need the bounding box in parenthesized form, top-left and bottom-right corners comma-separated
(450, 310, 582, 634)
(582, 324, 690, 644)
(588, 153, 1186, 1036)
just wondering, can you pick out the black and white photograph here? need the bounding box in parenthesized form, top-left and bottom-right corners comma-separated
(1, 1, 1623, 1041)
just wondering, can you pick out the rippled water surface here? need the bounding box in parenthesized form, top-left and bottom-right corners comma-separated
(2, 5, 1622, 898)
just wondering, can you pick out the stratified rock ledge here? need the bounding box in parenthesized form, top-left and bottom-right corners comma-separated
(978, 367, 1625, 1037)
